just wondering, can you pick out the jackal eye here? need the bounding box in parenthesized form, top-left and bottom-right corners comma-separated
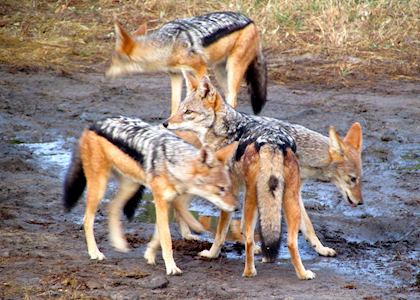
(349, 176, 357, 183)
(184, 109, 193, 115)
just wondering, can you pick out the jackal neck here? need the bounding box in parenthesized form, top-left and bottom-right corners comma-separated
(129, 37, 174, 71)
(205, 105, 296, 162)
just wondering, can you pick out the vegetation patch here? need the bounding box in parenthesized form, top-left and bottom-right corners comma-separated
(0, 0, 418, 87)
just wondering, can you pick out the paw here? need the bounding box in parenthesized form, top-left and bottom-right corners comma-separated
(317, 246, 336, 257)
(192, 224, 205, 234)
(166, 264, 183, 275)
(298, 269, 316, 280)
(198, 249, 218, 259)
(254, 245, 262, 255)
(144, 248, 156, 265)
(112, 239, 130, 253)
(183, 233, 201, 241)
(242, 266, 257, 278)
(261, 256, 276, 263)
(89, 250, 106, 261)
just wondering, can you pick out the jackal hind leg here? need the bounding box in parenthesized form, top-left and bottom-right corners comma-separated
(242, 182, 258, 278)
(214, 62, 228, 97)
(108, 177, 141, 253)
(225, 40, 258, 108)
(283, 173, 315, 280)
(83, 172, 109, 261)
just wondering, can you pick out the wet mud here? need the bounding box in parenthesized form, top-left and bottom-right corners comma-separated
(0, 65, 419, 299)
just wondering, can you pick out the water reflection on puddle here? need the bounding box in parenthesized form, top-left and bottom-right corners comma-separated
(20, 138, 71, 178)
(19, 139, 413, 288)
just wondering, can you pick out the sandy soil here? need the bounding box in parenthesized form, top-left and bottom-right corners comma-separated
(0, 64, 419, 299)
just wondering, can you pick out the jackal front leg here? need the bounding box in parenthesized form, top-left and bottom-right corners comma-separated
(299, 194, 336, 257)
(150, 177, 182, 275)
(173, 194, 205, 241)
(199, 210, 232, 258)
(170, 73, 183, 116)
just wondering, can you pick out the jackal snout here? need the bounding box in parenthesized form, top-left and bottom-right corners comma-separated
(329, 122, 364, 207)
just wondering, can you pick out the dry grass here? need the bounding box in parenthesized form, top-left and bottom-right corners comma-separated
(0, 0, 418, 86)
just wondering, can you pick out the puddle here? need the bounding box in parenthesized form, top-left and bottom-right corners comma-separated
(20, 138, 72, 178)
(18, 139, 416, 289)
(394, 143, 420, 172)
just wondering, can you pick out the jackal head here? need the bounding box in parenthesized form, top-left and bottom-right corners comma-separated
(329, 123, 363, 207)
(188, 142, 238, 212)
(105, 19, 151, 78)
(164, 76, 225, 137)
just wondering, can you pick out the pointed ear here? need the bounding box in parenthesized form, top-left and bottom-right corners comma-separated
(199, 144, 215, 166)
(199, 76, 222, 110)
(216, 142, 238, 165)
(184, 71, 199, 91)
(114, 19, 135, 55)
(132, 22, 147, 36)
(198, 76, 213, 99)
(344, 122, 363, 152)
(329, 126, 344, 158)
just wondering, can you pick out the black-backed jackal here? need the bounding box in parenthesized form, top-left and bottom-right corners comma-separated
(63, 116, 238, 275)
(164, 75, 364, 261)
(106, 12, 267, 115)
(165, 77, 315, 279)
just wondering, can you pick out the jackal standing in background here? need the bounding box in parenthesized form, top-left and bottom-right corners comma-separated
(106, 12, 267, 115)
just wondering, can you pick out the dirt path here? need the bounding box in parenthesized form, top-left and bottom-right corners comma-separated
(0, 65, 418, 299)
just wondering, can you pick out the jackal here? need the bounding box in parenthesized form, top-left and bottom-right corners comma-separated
(165, 77, 315, 279)
(164, 74, 364, 259)
(63, 116, 238, 275)
(106, 12, 267, 115)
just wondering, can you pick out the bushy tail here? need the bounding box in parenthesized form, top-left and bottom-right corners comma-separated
(245, 48, 267, 114)
(256, 146, 284, 262)
(63, 146, 86, 212)
(123, 185, 145, 221)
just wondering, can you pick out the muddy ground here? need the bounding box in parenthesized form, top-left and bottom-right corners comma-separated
(0, 64, 419, 299)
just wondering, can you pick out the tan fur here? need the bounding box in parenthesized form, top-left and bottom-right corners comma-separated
(168, 90, 363, 261)
(76, 129, 238, 275)
(106, 20, 262, 114)
(166, 86, 315, 279)
(327, 124, 363, 206)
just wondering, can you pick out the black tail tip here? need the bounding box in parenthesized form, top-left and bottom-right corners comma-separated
(63, 198, 76, 213)
(123, 185, 144, 221)
(261, 243, 280, 261)
(251, 97, 266, 114)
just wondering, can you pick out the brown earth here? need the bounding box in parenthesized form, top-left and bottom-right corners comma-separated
(0, 64, 419, 299)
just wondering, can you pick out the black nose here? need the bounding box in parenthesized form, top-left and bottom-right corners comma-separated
(357, 201, 363, 206)
(162, 121, 168, 128)
(234, 206, 240, 212)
